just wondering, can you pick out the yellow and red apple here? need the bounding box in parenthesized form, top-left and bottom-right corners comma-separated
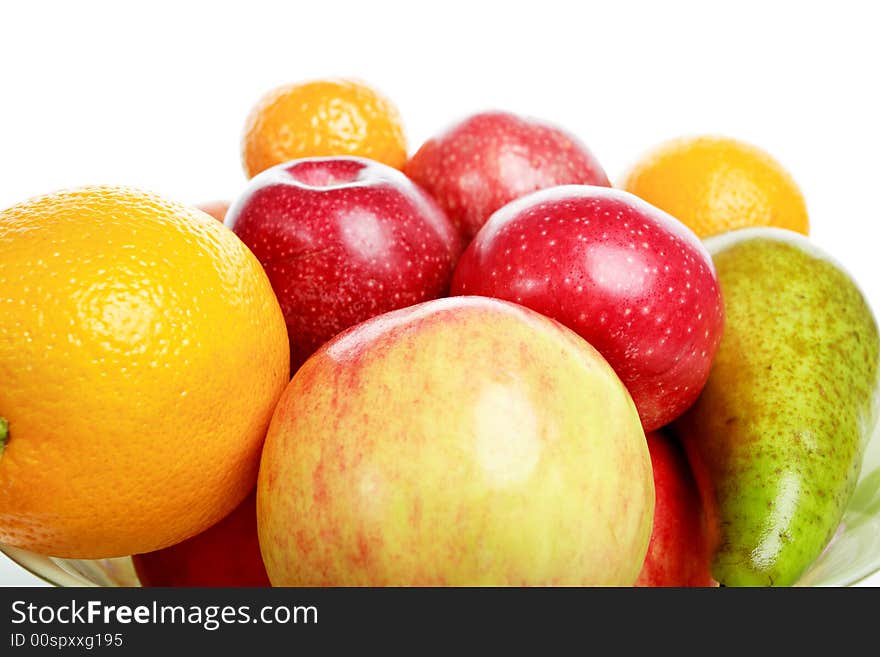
(257, 296, 654, 586)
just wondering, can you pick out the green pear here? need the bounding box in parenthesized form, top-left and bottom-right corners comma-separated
(674, 228, 880, 586)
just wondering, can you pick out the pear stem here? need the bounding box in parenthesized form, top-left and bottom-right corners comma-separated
(0, 417, 7, 458)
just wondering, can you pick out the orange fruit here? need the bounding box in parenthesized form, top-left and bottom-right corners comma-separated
(620, 135, 809, 239)
(242, 78, 407, 178)
(0, 186, 290, 558)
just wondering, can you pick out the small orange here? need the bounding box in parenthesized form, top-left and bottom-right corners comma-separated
(242, 78, 407, 178)
(620, 135, 809, 239)
(0, 186, 290, 558)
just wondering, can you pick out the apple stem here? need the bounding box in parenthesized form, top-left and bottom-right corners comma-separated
(0, 416, 7, 457)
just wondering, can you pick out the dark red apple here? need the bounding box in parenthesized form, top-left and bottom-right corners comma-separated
(635, 431, 715, 587)
(405, 111, 610, 242)
(226, 156, 462, 371)
(451, 185, 724, 430)
(133, 491, 269, 587)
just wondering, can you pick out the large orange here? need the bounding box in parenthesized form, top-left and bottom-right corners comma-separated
(0, 187, 290, 558)
(621, 135, 809, 238)
(242, 78, 407, 178)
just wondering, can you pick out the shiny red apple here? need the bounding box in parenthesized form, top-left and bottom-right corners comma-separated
(226, 156, 462, 371)
(635, 431, 715, 587)
(451, 185, 724, 430)
(133, 491, 269, 587)
(405, 111, 610, 242)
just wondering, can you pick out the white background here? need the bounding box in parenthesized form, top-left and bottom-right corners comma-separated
(1, 1, 878, 586)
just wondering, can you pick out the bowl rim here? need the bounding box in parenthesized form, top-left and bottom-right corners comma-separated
(2, 541, 878, 587)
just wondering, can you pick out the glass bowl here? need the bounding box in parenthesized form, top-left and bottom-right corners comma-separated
(2, 417, 879, 587)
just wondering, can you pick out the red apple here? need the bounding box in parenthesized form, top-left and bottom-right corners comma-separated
(451, 185, 724, 430)
(635, 431, 715, 587)
(405, 111, 610, 242)
(226, 156, 462, 371)
(197, 200, 230, 222)
(133, 491, 269, 587)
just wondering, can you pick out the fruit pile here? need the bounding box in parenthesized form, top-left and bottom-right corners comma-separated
(0, 78, 877, 587)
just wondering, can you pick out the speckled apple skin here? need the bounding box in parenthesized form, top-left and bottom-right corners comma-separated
(405, 111, 610, 242)
(674, 228, 880, 586)
(257, 296, 654, 586)
(226, 157, 462, 371)
(451, 186, 724, 431)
